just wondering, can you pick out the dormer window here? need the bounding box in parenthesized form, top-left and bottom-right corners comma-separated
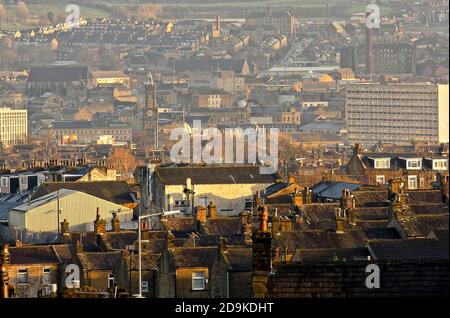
(407, 159, 422, 169)
(433, 159, 448, 170)
(374, 159, 390, 169)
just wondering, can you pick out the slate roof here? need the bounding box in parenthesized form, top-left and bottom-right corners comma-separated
(407, 190, 443, 204)
(162, 217, 197, 238)
(102, 231, 137, 250)
(276, 230, 367, 252)
(59, 232, 100, 252)
(155, 165, 278, 185)
(31, 181, 136, 205)
(169, 247, 218, 268)
(292, 247, 371, 262)
(28, 64, 88, 83)
(127, 253, 160, 271)
(414, 214, 449, 236)
(202, 218, 242, 235)
(9, 245, 62, 265)
(196, 234, 246, 247)
(368, 239, 449, 261)
(78, 251, 123, 270)
(223, 247, 252, 272)
(311, 181, 362, 200)
(429, 228, 449, 245)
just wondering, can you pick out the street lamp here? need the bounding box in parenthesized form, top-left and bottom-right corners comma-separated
(133, 210, 180, 298)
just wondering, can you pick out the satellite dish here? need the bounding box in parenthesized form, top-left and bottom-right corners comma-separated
(237, 100, 247, 108)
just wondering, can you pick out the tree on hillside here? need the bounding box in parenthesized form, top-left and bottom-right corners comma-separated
(108, 148, 139, 180)
(47, 11, 55, 24)
(116, 6, 131, 19)
(16, 1, 29, 22)
(137, 4, 163, 21)
(0, 4, 6, 24)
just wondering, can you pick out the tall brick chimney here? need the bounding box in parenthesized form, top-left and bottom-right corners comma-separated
(272, 209, 281, 235)
(167, 232, 175, 249)
(436, 173, 449, 203)
(353, 143, 362, 156)
(244, 221, 252, 245)
(292, 188, 303, 206)
(0, 244, 10, 299)
(304, 187, 312, 204)
(60, 219, 70, 235)
(390, 187, 410, 221)
(389, 178, 404, 201)
(111, 212, 121, 232)
(219, 236, 227, 253)
(252, 206, 272, 271)
(207, 202, 218, 218)
(252, 206, 272, 298)
(254, 191, 263, 212)
(94, 208, 106, 236)
(280, 217, 292, 233)
(335, 208, 349, 233)
(196, 206, 207, 224)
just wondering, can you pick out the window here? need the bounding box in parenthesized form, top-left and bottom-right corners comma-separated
(420, 178, 425, 188)
(408, 175, 418, 189)
(174, 200, 187, 207)
(142, 281, 149, 292)
(407, 160, 421, 169)
(192, 272, 205, 291)
(244, 198, 254, 210)
(17, 269, 29, 284)
(374, 159, 390, 169)
(108, 274, 115, 289)
(434, 160, 448, 170)
(43, 268, 51, 284)
(376, 175, 385, 184)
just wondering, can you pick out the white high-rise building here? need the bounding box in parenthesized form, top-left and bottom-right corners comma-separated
(0, 108, 27, 146)
(345, 82, 449, 147)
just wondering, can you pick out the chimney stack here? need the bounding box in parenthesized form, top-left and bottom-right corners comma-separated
(252, 206, 272, 273)
(207, 202, 217, 218)
(292, 188, 304, 207)
(280, 217, 292, 233)
(219, 236, 227, 253)
(111, 212, 120, 232)
(390, 187, 410, 221)
(167, 232, 175, 249)
(388, 178, 404, 201)
(259, 206, 268, 232)
(94, 208, 106, 236)
(1, 244, 10, 299)
(141, 221, 149, 241)
(196, 206, 207, 224)
(60, 219, 70, 235)
(304, 187, 312, 204)
(436, 173, 449, 204)
(335, 208, 349, 233)
(272, 209, 281, 235)
(76, 240, 83, 253)
(244, 222, 252, 245)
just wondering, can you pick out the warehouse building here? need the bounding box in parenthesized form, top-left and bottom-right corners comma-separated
(9, 189, 133, 240)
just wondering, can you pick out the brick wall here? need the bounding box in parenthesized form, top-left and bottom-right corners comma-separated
(262, 261, 449, 298)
